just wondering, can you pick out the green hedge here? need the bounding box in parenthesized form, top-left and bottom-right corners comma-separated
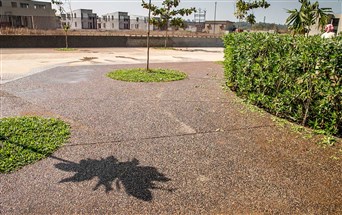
(224, 33, 341, 136)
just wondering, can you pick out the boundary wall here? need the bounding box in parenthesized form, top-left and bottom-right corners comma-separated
(0, 35, 223, 48)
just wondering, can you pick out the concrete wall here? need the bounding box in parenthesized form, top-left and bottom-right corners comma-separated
(0, 35, 223, 48)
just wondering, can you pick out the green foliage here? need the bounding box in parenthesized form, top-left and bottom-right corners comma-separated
(107, 68, 187, 82)
(235, 0, 270, 26)
(56, 48, 76, 51)
(142, 0, 196, 47)
(142, 0, 196, 29)
(224, 33, 342, 137)
(234, 22, 289, 33)
(286, 0, 332, 35)
(246, 14, 256, 26)
(0, 117, 70, 173)
(51, 0, 72, 48)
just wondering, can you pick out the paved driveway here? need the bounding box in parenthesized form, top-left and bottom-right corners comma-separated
(0, 47, 223, 84)
(0, 61, 341, 214)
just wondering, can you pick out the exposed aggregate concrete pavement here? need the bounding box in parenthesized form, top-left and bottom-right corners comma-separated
(0, 62, 341, 214)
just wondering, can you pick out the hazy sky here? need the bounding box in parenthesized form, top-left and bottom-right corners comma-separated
(45, 0, 342, 24)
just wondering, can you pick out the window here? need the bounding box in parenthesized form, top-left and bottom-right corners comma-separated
(0, 1, 2, 7)
(34, 4, 46, 9)
(20, 3, 29, 8)
(75, 22, 77, 27)
(135, 24, 139, 29)
(11, 2, 17, 8)
(112, 23, 114, 28)
(74, 13, 76, 18)
(136, 17, 139, 22)
(111, 16, 114, 21)
(103, 23, 106, 28)
(67, 13, 70, 19)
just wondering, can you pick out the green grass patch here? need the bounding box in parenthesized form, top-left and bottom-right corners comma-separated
(56, 48, 77, 51)
(107, 68, 187, 82)
(0, 117, 70, 173)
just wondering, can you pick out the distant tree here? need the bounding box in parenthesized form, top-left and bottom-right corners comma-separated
(142, 0, 196, 47)
(246, 14, 256, 30)
(234, 0, 270, 30)
(286, 0, 332, 36)
(52, 0, 72, 48)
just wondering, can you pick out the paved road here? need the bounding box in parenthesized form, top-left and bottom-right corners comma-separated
(0, 62, 341, 214)
(0, 47, 223, 84)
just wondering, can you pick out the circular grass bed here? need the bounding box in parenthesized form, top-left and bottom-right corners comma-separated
(0, 117, 70, 173)
(106, 68, 187, 82)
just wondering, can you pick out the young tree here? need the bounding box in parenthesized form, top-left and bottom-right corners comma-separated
(286, 0, 332, 36)
(142, 0, 196, 48)
(234, 0, 270, 30)
(52, 0, 72, 48)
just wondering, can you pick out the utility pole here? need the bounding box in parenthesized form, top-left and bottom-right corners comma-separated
(213, 2, 217, 34)
(146, 0, 151, 71)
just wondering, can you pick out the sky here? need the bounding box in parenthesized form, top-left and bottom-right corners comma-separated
(44, 0, 342, 25)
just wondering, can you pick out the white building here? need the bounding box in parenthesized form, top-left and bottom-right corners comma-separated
(98, 11, 130, 30)
(62, 9, 97, 30)
(0, 0, 57, 29)
(129, 15, 149, 31)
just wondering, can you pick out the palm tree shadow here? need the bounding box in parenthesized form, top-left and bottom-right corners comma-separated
(54, 156, 175, 201)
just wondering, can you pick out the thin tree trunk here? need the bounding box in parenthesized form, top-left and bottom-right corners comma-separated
(65, 30, 68, 49)
(164, 24, 168, 48)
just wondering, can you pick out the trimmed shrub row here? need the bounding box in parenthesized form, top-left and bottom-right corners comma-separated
(224, 33, 341, 136)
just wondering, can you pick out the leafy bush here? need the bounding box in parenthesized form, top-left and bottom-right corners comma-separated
(224, 33, 341, 136)
(0, 117, 70, 173)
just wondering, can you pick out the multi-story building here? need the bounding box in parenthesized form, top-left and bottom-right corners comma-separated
(98, 12, 130, 30)
(0, 0, 57, 29)
(61, 9, 97, 29)
(129, 15, 149, 31)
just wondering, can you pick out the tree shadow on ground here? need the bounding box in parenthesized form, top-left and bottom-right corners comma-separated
(54, 156, 175, 201)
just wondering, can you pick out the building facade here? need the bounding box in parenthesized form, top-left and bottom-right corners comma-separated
(204, 20, 234, 34)
(185, 21, 205, 32)
(129, 15, 149, 31)
(0, 0, 57, 29)
(61, 9, 97, 30)
(98, 12, 130, 30)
